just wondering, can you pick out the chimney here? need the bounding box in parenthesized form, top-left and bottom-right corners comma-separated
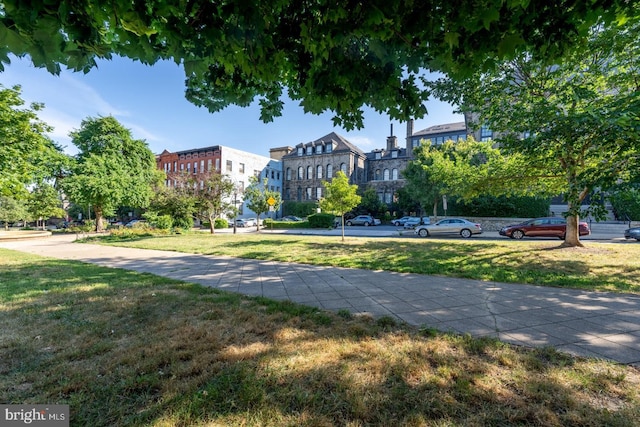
(385, 123, 398, 151)
(406, 119, 414, 157)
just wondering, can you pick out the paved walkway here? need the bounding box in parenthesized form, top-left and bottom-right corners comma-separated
(2, 234, 640, 366)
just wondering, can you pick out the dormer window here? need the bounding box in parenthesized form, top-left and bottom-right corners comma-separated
(375, 152, 381, 160)
(391, 150, 398, 158)
(306, 146, 313, 155)
(326, 144, 333, 153)
(315, 144, 323, 154)
(297, 147, 303, 156)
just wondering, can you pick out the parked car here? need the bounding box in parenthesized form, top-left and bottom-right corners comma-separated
(282, 215, 303, 222)
(624, 226, 640, 241)
(415, 218, 482, 238)
(499, 217, 590, 240)
(235, 218, 255, 227)
(403, 217, 430, 229)
(392, 216, 416, 226)
(345, 215, 379, 226)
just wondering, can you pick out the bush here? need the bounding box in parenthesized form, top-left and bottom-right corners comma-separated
(283, 201, 318, 218)
(214, 218, 229, 228)
(445, 195, 550, 218)
(263, 219, 310, 229)
(307, 213, 335, 228)
(610, 188, 640, 221)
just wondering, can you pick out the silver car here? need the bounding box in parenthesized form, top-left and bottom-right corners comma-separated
(624, 226, 640, 241)
(415, 218, 482, 238)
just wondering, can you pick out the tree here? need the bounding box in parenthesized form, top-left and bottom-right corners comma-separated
(320, 171, 361, 241)
(243, 176, 282, 232)
(61, 116, 160, 232)
(357, 187, 386, 218)
(0, 85, 64, 199)
(0, 196, 27, 230)
(430, 18, 640, 247)
(27, 183, 65, 230)
(192, 171, 236, 234)
(1, 2, 636, 130)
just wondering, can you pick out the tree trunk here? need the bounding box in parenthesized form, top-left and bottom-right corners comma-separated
(562, 205, 584, 247)
(256, 215, 261, 233)
(209, 213, 215, 234)
(94, 206, 104, 232)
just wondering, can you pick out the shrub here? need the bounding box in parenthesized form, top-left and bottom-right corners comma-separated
(445, 195, 550, 218)
(283, 201, 318, 218)
(214, 218, 229, 229)
(609, 188, 640, 221)
(307, 213, 334, 228)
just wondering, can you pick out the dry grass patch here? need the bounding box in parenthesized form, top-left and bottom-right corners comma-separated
(2, 248, 639, 426)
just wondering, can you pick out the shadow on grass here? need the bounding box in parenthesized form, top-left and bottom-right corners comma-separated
(1, 250, 639, 426)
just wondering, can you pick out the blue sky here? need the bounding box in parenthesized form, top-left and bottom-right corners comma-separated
(2, 55, 462, 157)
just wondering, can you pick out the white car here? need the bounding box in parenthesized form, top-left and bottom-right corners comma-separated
(415, 218, 482, 238)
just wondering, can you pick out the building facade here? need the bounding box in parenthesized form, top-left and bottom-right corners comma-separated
(279, 132, 367, 203)
(156, 145, 282, 219)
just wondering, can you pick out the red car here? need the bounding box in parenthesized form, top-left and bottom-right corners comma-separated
(499, 217, 590, 240)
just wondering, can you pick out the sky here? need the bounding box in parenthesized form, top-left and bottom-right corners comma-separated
(1, 55, 463, 158)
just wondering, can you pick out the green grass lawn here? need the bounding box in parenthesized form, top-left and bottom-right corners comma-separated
(2, 248, 639, 426)
(88, 232, 640, 293)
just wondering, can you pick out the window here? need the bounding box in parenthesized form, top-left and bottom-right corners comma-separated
(297, 166, 304, 179)
(173, 161, 177, 171)
(297, 147, 303, 156)
(306, 146, 312, 155)
(239, 163, 245, 174)
(297, 187, 302, 201)
(226, 160, 232, 172)
(207, 159, 212, 171)
(391, 151, 398, 158)
(286, 168, 291, 180)
(375, 169, 381, 180)
(254, 170, 260, 177)
(392, 168, 398, 180)
(385, 193, 392, 204)
(316, 187, 322, 200)
(375, 152, 381, 160)
(200, 180, 204, 189)
(238, 181, 244, 191)
(271, 170, 274, 179)
(180, 163, 184, 171)
(187, 163, 191, 172)
(277, 172, 280, 180)
(340, 163, 347, 174)
(307, 166, 313, 180)
(481, 125, 493, 141)
(316, 165, 323, 179)
(383, 169, 390, 180)
(193, 163, 197, 174)
(215, 158, 220, 171)
(326, 144, 332, 153)
(326, 164, 333, 178)
(306, 187, 312, 200)
(315, 145, 322, 154)
(200, 160, 204, 171)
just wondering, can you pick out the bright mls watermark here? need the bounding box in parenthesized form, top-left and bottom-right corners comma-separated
(1, 405, 68, 426)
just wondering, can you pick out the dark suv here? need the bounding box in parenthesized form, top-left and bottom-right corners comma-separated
(499, 217, 590, 240)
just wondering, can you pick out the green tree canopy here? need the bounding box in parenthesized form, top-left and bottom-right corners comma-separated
(61, 116, 160, 232)
(0, 85, 65, 198)
(320, 171, 361, 241)
(430, 17, 640, 246)
(192, 171, 236, 234)
(0, 196, 27, 230)
(1, 1, 637, 129)
(243, 176, 282, 232)
(27, 182, 66, 230)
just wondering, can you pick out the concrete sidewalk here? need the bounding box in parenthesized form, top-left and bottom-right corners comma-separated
(2, 234, 640, 366)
